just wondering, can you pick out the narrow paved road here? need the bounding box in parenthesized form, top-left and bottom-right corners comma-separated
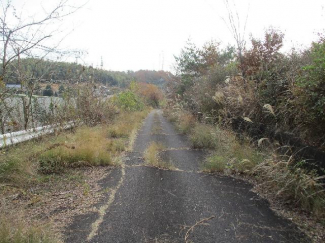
(65, 110, 308, 243)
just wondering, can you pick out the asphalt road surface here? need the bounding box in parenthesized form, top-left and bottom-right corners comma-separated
(65, 110, 308, 243)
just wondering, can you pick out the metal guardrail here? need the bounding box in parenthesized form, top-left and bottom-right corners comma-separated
(0, 121, 76, 148)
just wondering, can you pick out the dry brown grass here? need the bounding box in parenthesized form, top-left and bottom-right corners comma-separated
(144, 142, 174, 169)
(0, 215, 58, 243)
(253, 158, 325, 219)
(163, 107, 195, 134)
(108, 110, 149, 138)
(38, 126, 116, 174)
(0, 108, 150, 242)
(177, 112, 196, 134)
(151, 112, 163, 134)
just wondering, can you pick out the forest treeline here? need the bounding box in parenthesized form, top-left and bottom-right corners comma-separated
(2, 58, 173, 88)
(170, 29, 325, 167)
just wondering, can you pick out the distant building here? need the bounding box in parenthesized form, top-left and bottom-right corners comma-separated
(5, 84, 24, 94)
(94, 85, 111, 97)
(6, 84, 21, 89)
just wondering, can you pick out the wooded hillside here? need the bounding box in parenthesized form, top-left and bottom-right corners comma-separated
(2, 58, 174, 88)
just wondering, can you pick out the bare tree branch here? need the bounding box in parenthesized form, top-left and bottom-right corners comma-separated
(0, 0, 84, 132)
(222, 0, 250, 74)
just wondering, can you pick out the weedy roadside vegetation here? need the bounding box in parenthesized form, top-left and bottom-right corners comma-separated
(0, 96, 150, 242)
(164, 106, 195, 134)
(165, 30, 325, 238)
(38, 126, 115, 174)
(253, 157, 325, 220)
(107, 111, 148, 139)
(164, 107, 325, 223)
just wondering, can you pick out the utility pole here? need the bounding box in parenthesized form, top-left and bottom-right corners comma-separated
(100, 56, 103, 69)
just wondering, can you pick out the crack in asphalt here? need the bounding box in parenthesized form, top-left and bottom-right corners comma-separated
(65, 109, 309, 243)
(86, 119, 141, 241)
(87, 163, 126, 241)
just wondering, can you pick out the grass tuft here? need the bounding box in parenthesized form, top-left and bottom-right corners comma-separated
(0, 217, 57, 243)
(189, 124, 219, 149)
(204, 155, 227, 173)
(253, 159, 325, 218)
(0, 140, 47, 185)
(177, 113, 196, 134)
(151, 112, 163, 134)
(203, 136, 263, 174)
(144, 142, 174, 169)
(144, 142, 164, 166)
(107, 124, 130, 138)
(38, 126, 115, 174)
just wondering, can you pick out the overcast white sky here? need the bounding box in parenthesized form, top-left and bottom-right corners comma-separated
(8, 0, 325, 72)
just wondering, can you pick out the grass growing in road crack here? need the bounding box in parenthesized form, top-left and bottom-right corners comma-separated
(164, 106, 325, 238)
(144, 142, 174, 170)
(151, 112, 163, 135)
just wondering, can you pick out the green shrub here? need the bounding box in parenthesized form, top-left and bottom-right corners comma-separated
(298, 40, 325, 125)
(115, 91, 144, 111)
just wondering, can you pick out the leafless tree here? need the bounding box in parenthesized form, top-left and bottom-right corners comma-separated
(0, 0, 83, 132)
(222, 0, 249, 76)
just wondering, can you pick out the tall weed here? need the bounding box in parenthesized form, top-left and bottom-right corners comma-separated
(177, 112, 196, 134)
(189, 124, 219, 149)
(203, 130, 263, 173)
(253, 159, 325, 218)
